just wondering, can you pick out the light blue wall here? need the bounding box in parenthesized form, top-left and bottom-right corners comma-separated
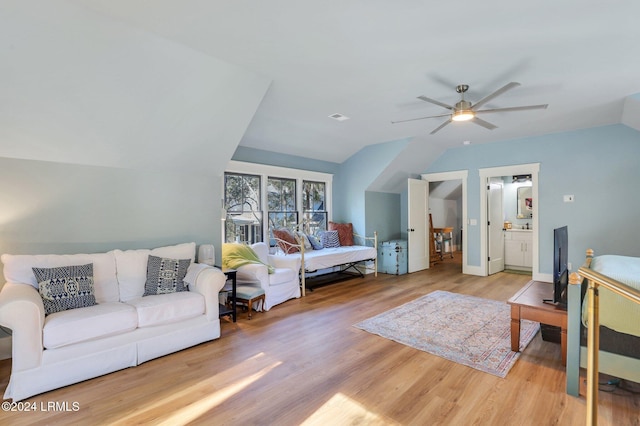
(232, 146, 340, 174)
(365, 191, 402, 242)
(333, 138, 410, 235)
(0, 157, 223, 279)
(424, 124, 640, 274)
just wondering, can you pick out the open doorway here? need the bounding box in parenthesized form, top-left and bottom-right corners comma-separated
(429, 179, 463, 271)
(417, 170, 469, 274)
(479, 164, 540, 278)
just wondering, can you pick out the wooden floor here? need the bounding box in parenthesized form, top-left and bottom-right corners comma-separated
(1, 254, 639, 425)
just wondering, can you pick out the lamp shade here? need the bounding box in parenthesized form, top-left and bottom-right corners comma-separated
(198, 244, 215, 266)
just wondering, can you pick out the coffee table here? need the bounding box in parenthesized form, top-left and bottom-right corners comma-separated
(508, 280, 567, 365)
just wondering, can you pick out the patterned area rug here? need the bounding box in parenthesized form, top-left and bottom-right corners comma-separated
(354, 290, 539, 378)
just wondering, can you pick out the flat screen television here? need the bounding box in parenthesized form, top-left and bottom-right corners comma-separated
(552, 226, 569, 307)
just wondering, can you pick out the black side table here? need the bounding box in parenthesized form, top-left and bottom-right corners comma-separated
(217, 267, 237, 322)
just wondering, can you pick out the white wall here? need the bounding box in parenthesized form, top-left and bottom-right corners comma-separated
(429, 197, 459, 251)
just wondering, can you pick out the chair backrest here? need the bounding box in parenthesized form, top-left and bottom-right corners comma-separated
(250, 242, 269, 264)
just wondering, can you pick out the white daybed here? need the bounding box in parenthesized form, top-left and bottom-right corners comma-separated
(272, 224, 377, 296)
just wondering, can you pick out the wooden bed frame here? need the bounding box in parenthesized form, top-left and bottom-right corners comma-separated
(566, 249, 640, 396)
(271, 223, 377, 296)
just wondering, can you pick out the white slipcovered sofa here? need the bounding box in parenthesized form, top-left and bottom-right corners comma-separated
(0, 242, 226, 401)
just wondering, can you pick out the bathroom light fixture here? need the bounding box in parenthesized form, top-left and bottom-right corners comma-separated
(512, 174, 532, 183)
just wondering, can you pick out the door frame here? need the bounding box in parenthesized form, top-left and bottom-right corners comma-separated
(478, 163, 540, 278)
(421, 170, 469, 274)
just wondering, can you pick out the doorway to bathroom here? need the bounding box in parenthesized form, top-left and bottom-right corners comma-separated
(479, 163, 540, 278)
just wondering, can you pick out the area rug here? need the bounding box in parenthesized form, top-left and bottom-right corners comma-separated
(353, 290, 539, 378)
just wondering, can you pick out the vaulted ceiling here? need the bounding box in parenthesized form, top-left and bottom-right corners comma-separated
(3, 1, 640, 192)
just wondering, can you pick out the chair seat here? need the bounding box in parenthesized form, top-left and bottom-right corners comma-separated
(235, 284, 266, 320)
(236, 284, 265, 299)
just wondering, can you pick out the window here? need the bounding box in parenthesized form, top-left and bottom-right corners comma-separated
(267, 177, 298, 230)
(224, 173, 262, 244)
(224, 161, 333, 245)
(302, 180, 327, 235)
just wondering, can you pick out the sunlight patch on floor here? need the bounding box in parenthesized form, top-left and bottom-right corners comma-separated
(110, 352, 280, 425)
(301, 392, 400, 426)
(159, 361, 281, 425)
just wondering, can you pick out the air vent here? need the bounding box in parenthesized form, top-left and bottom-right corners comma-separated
(328, 113, 350, 121)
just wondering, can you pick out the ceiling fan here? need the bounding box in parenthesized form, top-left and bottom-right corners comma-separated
(392, 82, 548, 135)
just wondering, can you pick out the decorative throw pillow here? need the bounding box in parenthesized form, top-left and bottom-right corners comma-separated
(308, 234, 323, 250)
(320, 230, 341, 248)
(143, 255, 191, 296)
(294, 231, 313, 251)
(272, 228, 300, 254)
(329, 222, 354, 246)
(32, 263, 97, 316)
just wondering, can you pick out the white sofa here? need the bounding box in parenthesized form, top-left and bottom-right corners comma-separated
(234, 242, 302, 311)
(0, 242, 226, 401)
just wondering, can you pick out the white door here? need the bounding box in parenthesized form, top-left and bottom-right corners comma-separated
(408, 178, 429, 273)
(487, 180, 505, 275)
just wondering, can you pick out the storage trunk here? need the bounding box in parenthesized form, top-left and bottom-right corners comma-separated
(378, 240, 408, 275)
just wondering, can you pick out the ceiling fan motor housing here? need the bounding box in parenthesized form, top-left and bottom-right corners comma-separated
(455, 100, 473, 110)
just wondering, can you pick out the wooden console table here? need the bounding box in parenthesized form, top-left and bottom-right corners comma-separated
(507, 280, 567, 365)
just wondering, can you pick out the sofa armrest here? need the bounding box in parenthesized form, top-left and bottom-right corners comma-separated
(189, 267, 226, 321)
(267, 254, 301, 272)
(235, 263, 269, 286)
(0, 283, 45, 371)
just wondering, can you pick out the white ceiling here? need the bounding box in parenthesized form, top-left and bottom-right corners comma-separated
(4, 1, 640, 191)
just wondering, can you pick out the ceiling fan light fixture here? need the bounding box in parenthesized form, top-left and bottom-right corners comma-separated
(451, 110, 475, 122)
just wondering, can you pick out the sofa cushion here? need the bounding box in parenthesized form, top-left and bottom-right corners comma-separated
(1, 251, 119, 304)
(43, 302, 137, 349)
(33, 263, 97, 315)
(126, 292, 205, 328)
(114, 242, 196, 302)
(143, 255, 191, 296)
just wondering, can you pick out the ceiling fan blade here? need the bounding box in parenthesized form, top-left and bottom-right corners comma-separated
(391, 113, 451, 124)
(474, 104, 549, 114)
(471, 82, 521, 110)
(430, 119, 452, 135)
(417, 95, 455, 110)
(471, 117, 497, 130)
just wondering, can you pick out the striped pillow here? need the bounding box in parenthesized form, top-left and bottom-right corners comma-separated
(320, 230, 340, 248)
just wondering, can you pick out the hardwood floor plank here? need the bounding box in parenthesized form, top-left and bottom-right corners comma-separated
(1, 253, 638, 425)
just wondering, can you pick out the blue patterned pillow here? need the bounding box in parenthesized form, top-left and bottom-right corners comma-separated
(308, 234, 323, 250)
(320, 230, 340, 248)
(144, 255, 191, 296)
(33, 264, 97, 316)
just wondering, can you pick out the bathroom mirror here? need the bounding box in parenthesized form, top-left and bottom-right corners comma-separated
(517, 186, 533, 219)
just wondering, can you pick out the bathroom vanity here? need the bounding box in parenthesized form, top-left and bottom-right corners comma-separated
(504, 229, 533, 270)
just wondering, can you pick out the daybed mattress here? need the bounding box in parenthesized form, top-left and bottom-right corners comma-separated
(582, 254, 640, 337)
(289, 246, 377, 272)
